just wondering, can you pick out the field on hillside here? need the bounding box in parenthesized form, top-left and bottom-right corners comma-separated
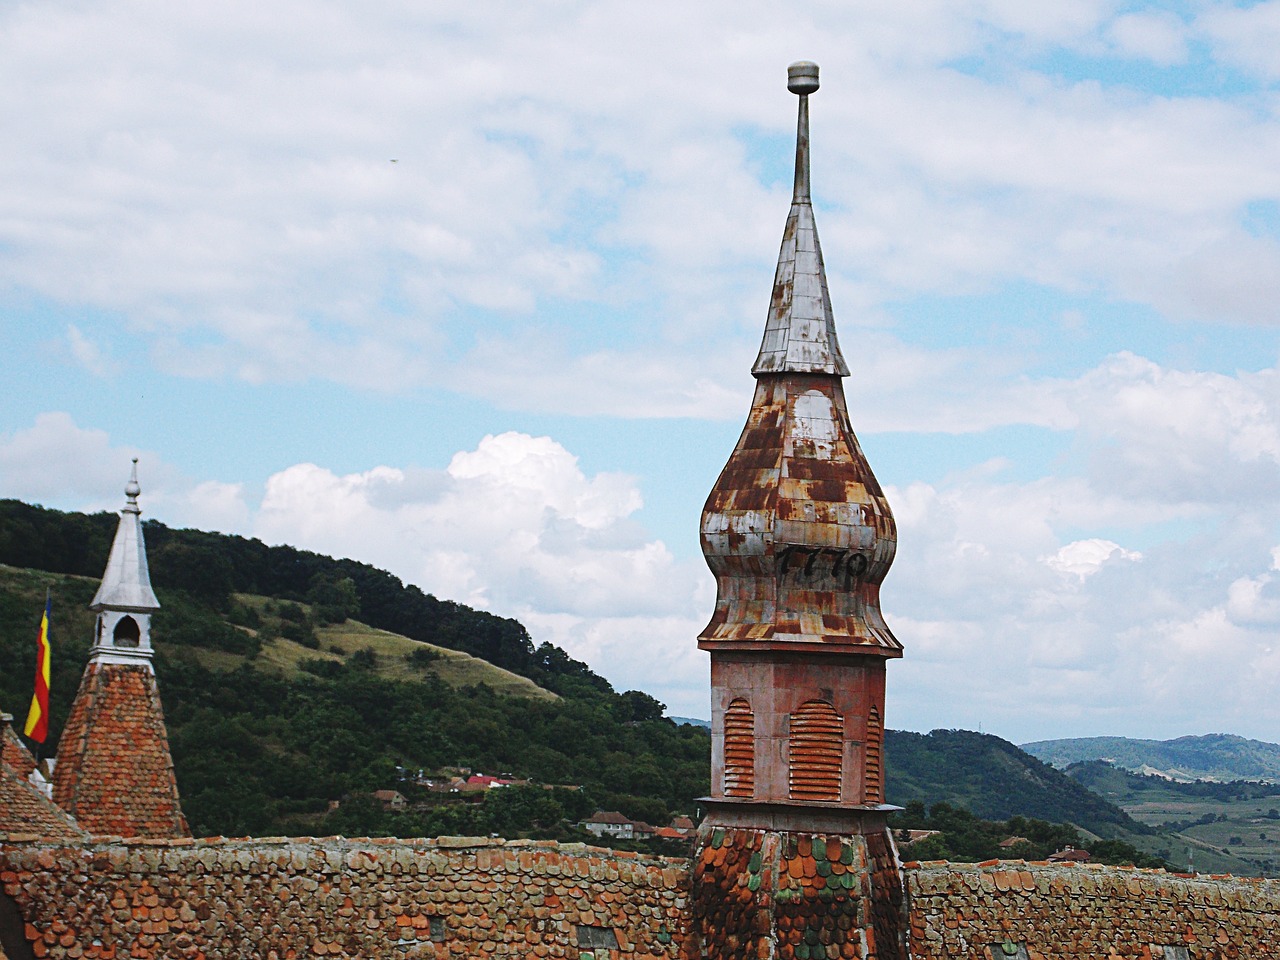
(213, 593, 557, 701)
(1072, 762, 1280, 875)
(0, 564, 557, 708)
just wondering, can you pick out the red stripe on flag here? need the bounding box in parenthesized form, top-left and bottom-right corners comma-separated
(24, 597, 50, 743)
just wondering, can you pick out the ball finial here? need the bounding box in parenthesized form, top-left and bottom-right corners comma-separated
(125, 458, 141, 499)
(787, 61, 819, 95)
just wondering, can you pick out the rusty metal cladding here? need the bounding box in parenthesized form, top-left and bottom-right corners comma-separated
(700, 61, 897, 657)
(687, 60, 908, 960)
(753, 61, 848, 378)
(699, 374, 901, 655)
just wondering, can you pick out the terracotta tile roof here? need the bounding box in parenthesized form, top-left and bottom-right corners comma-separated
(904, 859, 1280, 958)
(0, 760, 84, 840)
(0, 715, 36, 780)
(0, 836, 688, 958)
(50, 663, 188, 838)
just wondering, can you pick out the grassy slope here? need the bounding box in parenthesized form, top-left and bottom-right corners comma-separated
(1068, 761, 1280, 876)
(223, 594, 556, 700)
(0, 565, 555, 713)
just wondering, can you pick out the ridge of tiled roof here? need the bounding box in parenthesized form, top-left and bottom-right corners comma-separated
(0, 759, 85, 841)
(0, 713, 36, 780)
(51, 662, 188, 838)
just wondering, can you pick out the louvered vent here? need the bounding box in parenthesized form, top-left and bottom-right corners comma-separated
(864, 704, 883, 804)
(788, 699, 843, 802)
(723, 698, 755, 798)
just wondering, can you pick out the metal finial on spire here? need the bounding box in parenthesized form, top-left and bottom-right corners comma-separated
(124, 458, 141, 514)
(751, 61, 849, 377)
(788, 61, 818, 203)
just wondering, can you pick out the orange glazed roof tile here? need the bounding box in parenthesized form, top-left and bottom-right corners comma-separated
(51, 662, 188, 839)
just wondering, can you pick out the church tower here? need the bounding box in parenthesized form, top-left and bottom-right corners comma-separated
(51, 461, 189, 838)
(683, 63, 906, 960)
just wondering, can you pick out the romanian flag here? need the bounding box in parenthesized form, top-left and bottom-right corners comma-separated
(24, 597, 51, 743)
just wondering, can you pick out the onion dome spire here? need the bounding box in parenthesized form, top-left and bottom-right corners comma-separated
(752, 61, 849, 378)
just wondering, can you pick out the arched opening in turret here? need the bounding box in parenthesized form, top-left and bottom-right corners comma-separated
(789, 699, 843, 802)
(113, 616, 140, 648)
(864, 704, 883, 804)
(723, 698, 755, 798)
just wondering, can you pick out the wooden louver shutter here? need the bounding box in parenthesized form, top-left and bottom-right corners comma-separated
(789, 699, 843, 802)
(864, 704, 883, 804)
(723, 698, 755, 798)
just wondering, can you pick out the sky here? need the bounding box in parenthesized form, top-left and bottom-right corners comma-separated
(3, 1, 1280, 744)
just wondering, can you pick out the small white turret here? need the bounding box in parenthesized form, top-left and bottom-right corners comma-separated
(89, 459, 161, 668)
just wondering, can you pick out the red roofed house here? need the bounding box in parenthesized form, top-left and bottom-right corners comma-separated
(581, 810, 635, 839)
(49, 461, 189, 839)
(1048, 846, 1091, 863)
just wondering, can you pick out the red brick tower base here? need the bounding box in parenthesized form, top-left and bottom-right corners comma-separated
(683, 809, 906, 960)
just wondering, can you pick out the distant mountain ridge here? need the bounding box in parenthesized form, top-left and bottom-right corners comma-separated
(1022, 734, 1280, 782)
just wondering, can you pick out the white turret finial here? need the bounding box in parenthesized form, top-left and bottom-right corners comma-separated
(90, 461, 160, 666)
(124, 458, 141, 513)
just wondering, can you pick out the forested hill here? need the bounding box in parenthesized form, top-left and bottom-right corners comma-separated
(885, 729, 1147, 838)
(0, 498, 606, 697)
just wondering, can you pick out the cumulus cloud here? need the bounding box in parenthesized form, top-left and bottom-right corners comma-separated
(1045, 538, 1142, 579)
(252, 432, 711, 711)
(0, 413, 250, 531)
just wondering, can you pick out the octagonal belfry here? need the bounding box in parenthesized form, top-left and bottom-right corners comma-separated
(684, 62, 906, 960)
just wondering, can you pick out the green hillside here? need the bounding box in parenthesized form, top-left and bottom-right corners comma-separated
(0, 564, 708, 839)
(1023, 734, 1280, 782)
(884, 728, 1144, 838)
(0, 498, 611, 698)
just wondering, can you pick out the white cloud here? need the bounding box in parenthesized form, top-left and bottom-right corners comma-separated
(2, 0, 1280, 414)
(1108, 11, 1189, 66)
(0, 413, 251, 532)
(1045, 538, 1142, 579)
(65, 325, 115, 378)
(251, 432, 711, 712)
(1200, 1, 1280, 80)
